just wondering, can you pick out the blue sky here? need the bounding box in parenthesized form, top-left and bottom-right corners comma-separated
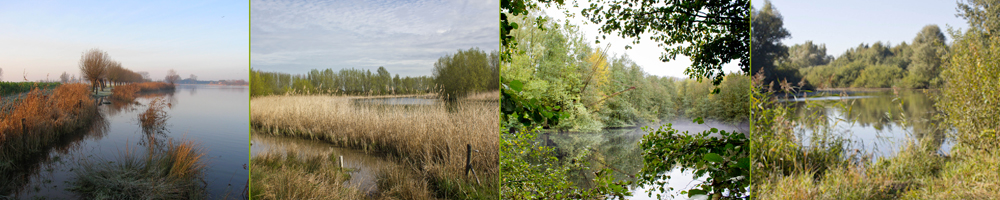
(251, 0, 499, 77)
(752, 0, 970, 57)
(0, 0, 249, 82)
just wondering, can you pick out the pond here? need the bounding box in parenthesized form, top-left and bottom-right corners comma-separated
(9, 84, 249, 199)
(783, 89, 952, 159)
(542, 118, 748, 200)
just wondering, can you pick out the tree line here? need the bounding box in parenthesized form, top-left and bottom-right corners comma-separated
(250, 48, 499, 98)
(753, 2, 949, 90)
(78, 48, 179, 93)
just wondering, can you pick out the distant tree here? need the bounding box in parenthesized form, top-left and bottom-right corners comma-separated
(166, 69, 180, 85)
(190, 74, 197, 82)
(751, 0, 791, 90)
(433, 48, 493, 100)
(903, 24, 948, 88)
(60, 72, 69, 83)
(0, 68, 4, 82)
(80, 48, 111, 93)
(138, 71, 150, 81)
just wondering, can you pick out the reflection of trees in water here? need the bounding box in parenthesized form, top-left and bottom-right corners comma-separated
(0, 113, 109, 196)
(543, 128, 646, 189)
(792, 90, 948, 150)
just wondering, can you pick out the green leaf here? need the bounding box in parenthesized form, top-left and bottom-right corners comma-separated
(693, 117, 704, 124)
(509, 80, 523, 92)
(703, 153, 723, 163)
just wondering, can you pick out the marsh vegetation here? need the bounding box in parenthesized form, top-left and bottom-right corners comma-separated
(250, 94, 498, 199)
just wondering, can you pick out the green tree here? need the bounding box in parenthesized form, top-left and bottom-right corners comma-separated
(433, 48, 494, 100)
(903, 25, 948, 88)
(751, 1, 791, 90)
(580, 0, 750, 84)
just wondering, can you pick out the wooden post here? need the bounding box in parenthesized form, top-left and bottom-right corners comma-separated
(21, 118, 26, 134)
(465, 144, 472, 176)
(339, 155, 344, 170)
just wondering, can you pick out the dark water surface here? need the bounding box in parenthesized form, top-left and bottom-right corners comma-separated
(542, 118, 748, 200)
(11, 85, 249, 199)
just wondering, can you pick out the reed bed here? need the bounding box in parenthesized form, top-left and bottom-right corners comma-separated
(251, 150, 365, 200)
(251, 95, 498, 199)
(0, 84, 96, 170)
(69, 140, 207, 199)
(112, 82, 175, 101)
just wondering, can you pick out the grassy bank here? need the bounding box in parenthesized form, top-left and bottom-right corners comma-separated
(0, 82, 61, 97)
(69, 140, 207, 199)
(251, 93, 498, 199)
(250, 150, 364, 199)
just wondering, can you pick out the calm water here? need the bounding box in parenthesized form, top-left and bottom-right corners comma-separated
(10, 84, 249, 199)
(784, 90, 952, 159)
(542, 118, 748, 200)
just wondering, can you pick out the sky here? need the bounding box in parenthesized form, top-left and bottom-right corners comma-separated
(251, 0, 499, 77)
(752, 0, 970, 57)
(0, 0, 249, 82)
(542, 4, 742, 79)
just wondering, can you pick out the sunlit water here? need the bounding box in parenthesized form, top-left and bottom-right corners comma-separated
(784, 89, 953, 159)
(11, 84, 249, 199)
(542, 118, 748, 200)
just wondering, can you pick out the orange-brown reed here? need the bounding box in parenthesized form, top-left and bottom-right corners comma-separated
(139, 97, 170, 134)
(111, 82, 175, 101)
(69, 139, 207, 199)
(251, 94, 498, 198)
(0, 83, 97, 164)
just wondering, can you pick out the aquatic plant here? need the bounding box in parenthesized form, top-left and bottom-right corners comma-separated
(69, 140, 206, 199)
(250, 150, 363, 200)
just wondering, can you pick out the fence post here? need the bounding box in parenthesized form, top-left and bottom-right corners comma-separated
(21, 118, 26, 135)
(465, 144, 472, 177)
(339, 155, 344, 171)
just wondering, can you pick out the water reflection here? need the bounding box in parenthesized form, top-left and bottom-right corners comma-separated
(541, 118, 747, 199)
(785, 90, 951, 158)
(0, 112, 108, 196)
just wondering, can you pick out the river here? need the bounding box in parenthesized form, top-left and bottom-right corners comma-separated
(8, 84, 249, 199)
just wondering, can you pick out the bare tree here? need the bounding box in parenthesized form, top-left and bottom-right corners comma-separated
(165, 69, 180, 85)
(60, 72, 69, 83)
(80, 48, 111, 93)
(138, 71, 150, 81)
(189, 74, 197, 82)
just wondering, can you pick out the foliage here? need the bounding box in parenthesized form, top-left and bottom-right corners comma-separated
(250, 67, 435, 97)
(851, 64, 904, 88)
(500, 80, 629, 199)
(433, 48, 500, 100)
(638, 119, 750, 199)
(0, 82, 60, 97)
(939, 30, 1000, 150)
(580, 0, 750, 84)
(751, 1, 791, 89)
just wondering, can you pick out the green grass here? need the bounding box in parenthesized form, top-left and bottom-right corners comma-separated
(0, 82, 60, 97)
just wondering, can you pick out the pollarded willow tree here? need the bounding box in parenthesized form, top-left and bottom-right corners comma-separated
(79, 48, 111, 93)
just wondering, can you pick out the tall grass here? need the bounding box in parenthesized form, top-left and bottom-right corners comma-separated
(251, 94, 498, 199)
(0, 84, 96, 173)
(139, 97, 170, 135)
(69, 140, 207, 199)
(250, 150, 364, 200)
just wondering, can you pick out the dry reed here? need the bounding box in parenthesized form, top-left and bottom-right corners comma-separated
(0, 84, 96, 164)
(111, 82, 175, 102)
(251, 95, 498, 198)
(139, 97, 170, 134)
(69, 139, 207, 199)
(250, 150, 364, 200)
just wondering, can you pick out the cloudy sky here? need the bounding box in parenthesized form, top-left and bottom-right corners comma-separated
(752, 0, 969, 57)
(0, 0, 249, 82)
(542, 4, 742, 78)
(251, 0, 499, 77)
